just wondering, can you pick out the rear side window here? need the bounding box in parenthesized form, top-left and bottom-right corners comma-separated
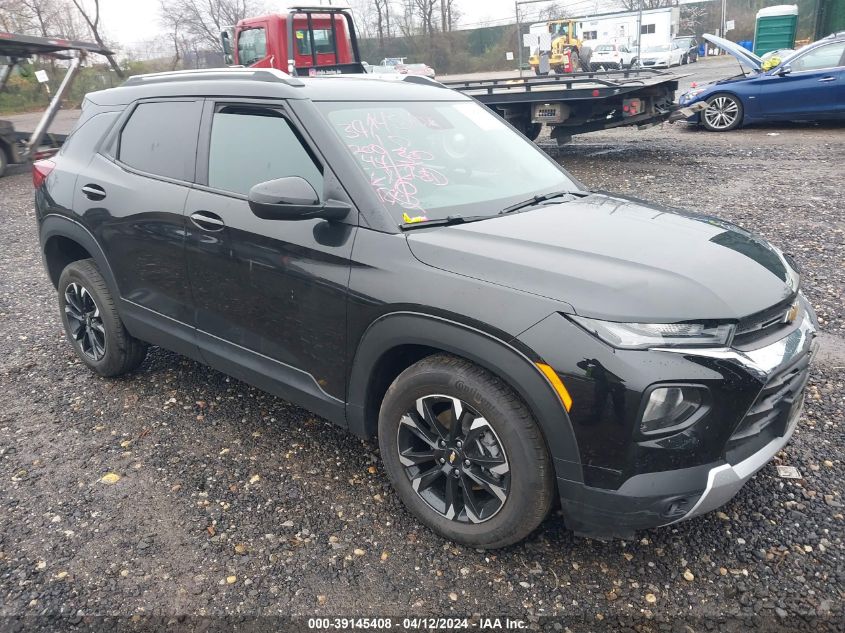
(295, 29, 336, 56)
(60, 110, 119, 159)
(207, 106, 322, 196)
(118, 101, 201, 182)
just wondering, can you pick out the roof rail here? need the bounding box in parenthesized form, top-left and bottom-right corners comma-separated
(123, 67, 304, 88)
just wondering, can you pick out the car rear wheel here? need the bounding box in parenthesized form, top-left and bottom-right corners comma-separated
(701, 93, 744, 131)
(58, 259, 148, 376)
(378, 354, 554, 548)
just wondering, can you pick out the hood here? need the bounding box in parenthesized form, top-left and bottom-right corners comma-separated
(406, 193, 799, 322)
(703, 33, 763, 70)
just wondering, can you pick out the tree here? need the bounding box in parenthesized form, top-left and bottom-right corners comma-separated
(70, 0, 124, 77)
(618, 0, 679, 10)
(412, 0, 439, 37)
(159, 0, 266, 54)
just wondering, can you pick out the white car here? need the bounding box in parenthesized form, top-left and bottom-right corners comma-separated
(589, 43, 637, 70)
(640, 42, 685, 68)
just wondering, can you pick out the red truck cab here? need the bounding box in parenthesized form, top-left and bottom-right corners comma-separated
(221, 6, 364, 76)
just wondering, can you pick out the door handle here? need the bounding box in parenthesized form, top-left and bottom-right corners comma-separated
(818, 76, 836, 82)
(81, 184, 106, 201)
(189, 210, 225, 231)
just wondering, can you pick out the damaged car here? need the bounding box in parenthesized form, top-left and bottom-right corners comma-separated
(680, 32, 845, 131)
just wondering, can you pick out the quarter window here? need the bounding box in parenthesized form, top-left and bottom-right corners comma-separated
(237, 27, 267, 65)
(790, 42, 845, 72)
(118, 101, 201, 181)
(207, 106, 323, 197)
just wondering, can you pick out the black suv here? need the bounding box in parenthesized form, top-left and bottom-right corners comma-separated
(34, 68, 817, 548)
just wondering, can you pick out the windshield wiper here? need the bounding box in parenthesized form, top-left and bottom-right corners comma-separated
(499, 190, 586, 215)
(400, 214, 491, 231)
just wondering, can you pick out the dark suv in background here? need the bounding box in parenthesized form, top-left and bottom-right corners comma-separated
(33, 68, 817, 548)
(673, 35, 699, 64)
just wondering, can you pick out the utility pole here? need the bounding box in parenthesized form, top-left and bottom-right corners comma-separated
(721, 0, 727, 38)
(516, 0, 522, 77)
(636, 0, 643, 62)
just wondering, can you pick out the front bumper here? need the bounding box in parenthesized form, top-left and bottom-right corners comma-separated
(535, 303, 818, 539)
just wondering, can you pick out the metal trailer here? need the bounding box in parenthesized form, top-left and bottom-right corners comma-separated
(0, 31, 113, 177)
(441, 67, 704, 145)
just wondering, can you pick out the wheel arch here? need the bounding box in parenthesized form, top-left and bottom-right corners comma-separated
(40, 215, 119, 293)
(346, 312, 583, 482)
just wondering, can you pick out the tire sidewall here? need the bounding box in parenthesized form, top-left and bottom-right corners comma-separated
(58, 263, 123, 375)
(378, 359, 549, 547)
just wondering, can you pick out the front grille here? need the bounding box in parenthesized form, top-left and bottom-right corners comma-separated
(726, 350, 811, 465)
(733, 297, 796, 346)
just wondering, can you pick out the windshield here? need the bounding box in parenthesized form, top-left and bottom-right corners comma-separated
(645, 45, 670, 53)
(317, 101, 577, 224)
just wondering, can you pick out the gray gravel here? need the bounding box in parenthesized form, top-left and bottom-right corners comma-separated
(1, 117, 844, 631)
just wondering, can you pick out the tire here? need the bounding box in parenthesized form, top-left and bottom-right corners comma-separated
(378, 354, 554, 549)
(0, 145, 8, 178)
(701, 92, 744, 132)
(58, 259, 148, 377)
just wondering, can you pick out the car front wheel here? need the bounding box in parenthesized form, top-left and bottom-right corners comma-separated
(378, 354, 554, 548)
(701, 93, 744, 131)
(58, 259, 148, 376)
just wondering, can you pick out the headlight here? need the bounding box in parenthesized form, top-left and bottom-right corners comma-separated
(683, 87, 707, 99)
(569, 316, 735, 349)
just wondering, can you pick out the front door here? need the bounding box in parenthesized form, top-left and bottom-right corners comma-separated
(184, 101, 356, 419)
(756, 41, 845, 120)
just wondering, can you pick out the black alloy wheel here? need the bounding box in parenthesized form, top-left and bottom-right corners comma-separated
(397, 394, 510, 523)
(64, 282, 106, 361)
(378, 354, 554, 548)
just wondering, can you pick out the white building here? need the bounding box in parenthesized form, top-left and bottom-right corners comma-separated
(530, 7, 681, 49)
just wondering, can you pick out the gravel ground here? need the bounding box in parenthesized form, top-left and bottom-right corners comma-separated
(1, 117, 844, 632)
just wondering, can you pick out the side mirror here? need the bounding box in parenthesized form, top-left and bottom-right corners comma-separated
(248, 177, 350, 221)
(220, 29, 234, 65)
(775, 64, 792, 76)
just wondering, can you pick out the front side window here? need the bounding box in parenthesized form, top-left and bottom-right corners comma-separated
(119, 101, 201, 181)
(207, 106, 322, 197)
(789, 42, 845, 72)
(317, 100, 577, 224)
(295, 29, 336, 55)
(237, 27, 267, 65)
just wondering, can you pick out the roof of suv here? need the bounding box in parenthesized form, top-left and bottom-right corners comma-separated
(85, 68, 468, 106)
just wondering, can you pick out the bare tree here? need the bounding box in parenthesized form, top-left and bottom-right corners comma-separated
(618, 0, 679, 11)
(70, 0, 123, 77)
(160, 0, 266, 53)
(680, 5, 706, 34)
(412, 0, 439, 37)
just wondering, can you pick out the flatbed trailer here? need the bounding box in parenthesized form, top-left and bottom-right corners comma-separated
(441, 68, 704, 144)
(0, 31, 112, 176)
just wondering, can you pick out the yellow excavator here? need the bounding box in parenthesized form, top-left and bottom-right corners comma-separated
(528, 19, 586, 75)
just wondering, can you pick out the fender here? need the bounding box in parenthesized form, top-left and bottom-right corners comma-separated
(346, 311, 583, 483)
(39, 214, 120, 293)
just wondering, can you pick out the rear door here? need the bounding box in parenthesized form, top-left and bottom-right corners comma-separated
(77, 99, 201, 341)
(183, 100, 356, 418)
(756, 41, 845, 120)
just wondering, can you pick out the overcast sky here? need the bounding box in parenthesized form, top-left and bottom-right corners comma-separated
(98, 0, 576, 48)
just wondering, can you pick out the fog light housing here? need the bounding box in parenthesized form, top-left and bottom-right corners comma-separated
(640, 386, 704, 435)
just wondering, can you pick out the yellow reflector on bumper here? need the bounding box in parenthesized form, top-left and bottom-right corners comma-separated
(536, 363, 573, 412)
